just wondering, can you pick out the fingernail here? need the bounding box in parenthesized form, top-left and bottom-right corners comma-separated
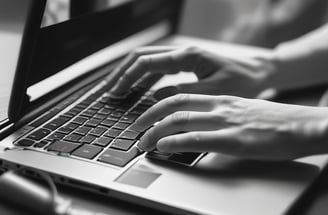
(138, 135, 149, 151)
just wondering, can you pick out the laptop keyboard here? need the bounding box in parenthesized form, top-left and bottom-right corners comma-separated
(15, 76, 203, 168)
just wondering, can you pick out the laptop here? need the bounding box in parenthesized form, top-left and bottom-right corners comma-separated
(1, 0, 328, 214)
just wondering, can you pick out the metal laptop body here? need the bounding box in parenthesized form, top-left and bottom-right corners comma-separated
(0, 1, 327, 215)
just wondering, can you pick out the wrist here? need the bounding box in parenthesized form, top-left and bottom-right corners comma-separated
(301, 109, 328, 156)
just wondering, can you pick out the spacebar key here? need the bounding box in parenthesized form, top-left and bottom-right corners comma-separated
(98, 147, 142, 167)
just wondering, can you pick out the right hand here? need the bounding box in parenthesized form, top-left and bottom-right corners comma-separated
(135, 94, 328, 161)
(110, 46, 275, 98)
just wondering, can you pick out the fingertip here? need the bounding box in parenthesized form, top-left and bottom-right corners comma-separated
(109, 87, 125, 98)
(137, 131, 155, 152)
(157, 139, 175, 153)
(137, 141, 152, 152)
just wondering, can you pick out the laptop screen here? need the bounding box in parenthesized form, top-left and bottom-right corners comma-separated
(26, 0, 182, 103)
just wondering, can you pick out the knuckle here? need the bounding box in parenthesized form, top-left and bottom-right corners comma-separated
(185, 46, 204, 61)
(129, 50, 139, 59)
(137, 56, 150, 68)
(171, 111, 191, 126)
(133, 47, 144, 55)
(184, 46, 202, 55)
(215, 95, 237, 104)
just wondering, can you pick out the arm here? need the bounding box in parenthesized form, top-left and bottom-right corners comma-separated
(266, 24, 328, 90)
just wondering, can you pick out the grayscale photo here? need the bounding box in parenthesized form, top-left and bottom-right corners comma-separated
(1, 0, 328, 215)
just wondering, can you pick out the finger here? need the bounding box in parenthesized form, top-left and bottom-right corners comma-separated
(152, 78, 223, 101)
(110, 46, 175, 96)
(138, 111, 228, 151)
(111, 48, 214, 96)
(116, 46, 176, 75)
(155, 129, 241, 154)
(134, 94, 218, 131)
(110, 52, 179, 96)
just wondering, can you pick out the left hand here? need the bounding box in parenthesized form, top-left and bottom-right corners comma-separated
(135, 94, 328, 161)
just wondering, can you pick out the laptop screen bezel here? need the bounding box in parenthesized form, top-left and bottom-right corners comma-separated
(8, 0, 46, 122)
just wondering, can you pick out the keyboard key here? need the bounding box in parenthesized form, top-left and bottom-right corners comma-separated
(168, 153, 203, 165)
(98, 108, 112, 115)
(90, 102, 104, 110)
(93, 137, 113, 147)
(93, 114, 107, 120)
(76, 103, 88, 109)
(34, 140, 51, 148)
(104, 104, 115, 110)
(72, 144, 102, 159)
(27, 128, 51, 141)
(110, 139, 135, 151)
(57, 126, 73, 135)
(112, 122, 129, 130)
(29, 111, 58, 128)
(47, 132, 65, 141)
(80, 109, 97, 118)
(146, 151, 202, 166)
(65, 106, 83, 116)
(139, 98, 156, 106)
(100, 119, 116, 127)
(16, 139, 35, 147)
(80, 95, 96, 106)
(64, 133, 83, 142)
(57, 123, 79, 134)
(72, 117, 88, 125)
(107, 117, 120, 122)
(47, 140, 81, 153)
(120, 113, 139, 123)
(130, 108, 147, 115)
(66, 123, 80, 130)
(98, 147, 142, 167)
(75, 126, 92, 135)
(80, 135, 96, 144)
(134, 104, 150, 111)
(128, 123, 149, 132)
(104, 129, 122, 138)
(85, 119, 102, 127)
(146, 151, 172, 160)
(89, 126, 107, 137)
(110, 111, 124, 119)
(44, 117, 70, 130)
(118, 130, 140, 140)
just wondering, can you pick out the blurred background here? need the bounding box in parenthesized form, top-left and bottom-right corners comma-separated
(42, 0, 328, 48)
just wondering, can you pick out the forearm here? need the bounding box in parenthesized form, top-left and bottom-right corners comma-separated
(264, 24, 328, 90)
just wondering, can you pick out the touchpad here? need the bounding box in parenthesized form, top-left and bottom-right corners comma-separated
(115, 164, 162, 188)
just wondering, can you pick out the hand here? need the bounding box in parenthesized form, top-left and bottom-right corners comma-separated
(110, 46, 274, 98)
(135, 94, 328, 161)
